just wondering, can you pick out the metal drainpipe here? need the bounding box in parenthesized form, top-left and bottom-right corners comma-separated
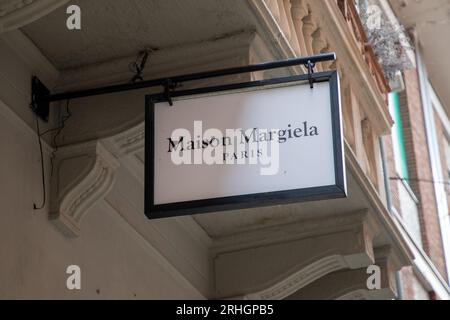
(379, 136, 404, 300)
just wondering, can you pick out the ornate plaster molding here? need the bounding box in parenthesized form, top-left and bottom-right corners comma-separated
(337, 288, 395, 300)
(266, 246, 400, 300)
(337, 290, 370, 300)
(331, 246, 400, 300)
(243, 255, 348, 300)
(238, 245, 395, 300)
(216, 212, 376, 299)
(50, 140, 119, 237)
(0, 0, 69, 33)
(38, 31, 272, 238)
(247, 0, 393, 135)
(102, 122, 145, 158)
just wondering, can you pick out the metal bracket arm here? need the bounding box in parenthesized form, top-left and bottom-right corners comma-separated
(31, 52, 336, 121)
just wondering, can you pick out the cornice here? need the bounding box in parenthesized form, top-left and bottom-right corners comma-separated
(246, 0, 393, 135)
(1, 29, 59, 86)
(319, 0, 394, 134)
(211, 210, 372, 254)
(345, 141, 414, 265)
(0, 0, 69, 33)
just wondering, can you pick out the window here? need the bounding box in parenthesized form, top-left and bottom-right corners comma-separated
(389, 91, 409, 182)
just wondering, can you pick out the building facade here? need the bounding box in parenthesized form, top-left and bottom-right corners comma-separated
(0, 0, 449, 299)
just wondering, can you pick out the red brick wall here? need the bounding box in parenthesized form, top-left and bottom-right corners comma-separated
(400, 69, 447, 279)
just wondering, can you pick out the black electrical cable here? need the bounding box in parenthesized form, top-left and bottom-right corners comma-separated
(33, 100, 72, 210)
(50, 100, 72, 176)
(33, 114, 46, 210)
(390, 177, 450, 187)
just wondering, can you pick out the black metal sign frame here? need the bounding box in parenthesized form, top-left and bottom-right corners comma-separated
(145, 70, 346, 219)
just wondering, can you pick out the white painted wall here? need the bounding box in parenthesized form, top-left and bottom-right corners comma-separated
(0, 100, 204, 299)
(0, 31, 208, 298)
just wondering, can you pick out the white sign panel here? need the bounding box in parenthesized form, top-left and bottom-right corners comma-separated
(145, 72, 346, 218)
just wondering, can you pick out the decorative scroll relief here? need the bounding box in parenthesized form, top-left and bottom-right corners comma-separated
(336, 246, 403, 300)
(50, 141, 120, 237)
(219, 211, 379, 300)
(102, 122, 145, 158)
(244, 255, 348, 300)
(242, 245, 401, 300)
(373, 245, 403, 295)
(0, 0, 69, 33)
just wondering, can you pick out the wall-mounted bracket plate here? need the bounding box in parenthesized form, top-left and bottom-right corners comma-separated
(31, 76, 50, 122)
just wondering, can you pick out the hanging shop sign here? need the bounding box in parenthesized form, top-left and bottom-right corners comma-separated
(29, 53, 342, 219)
(145, 70, 346, 219)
